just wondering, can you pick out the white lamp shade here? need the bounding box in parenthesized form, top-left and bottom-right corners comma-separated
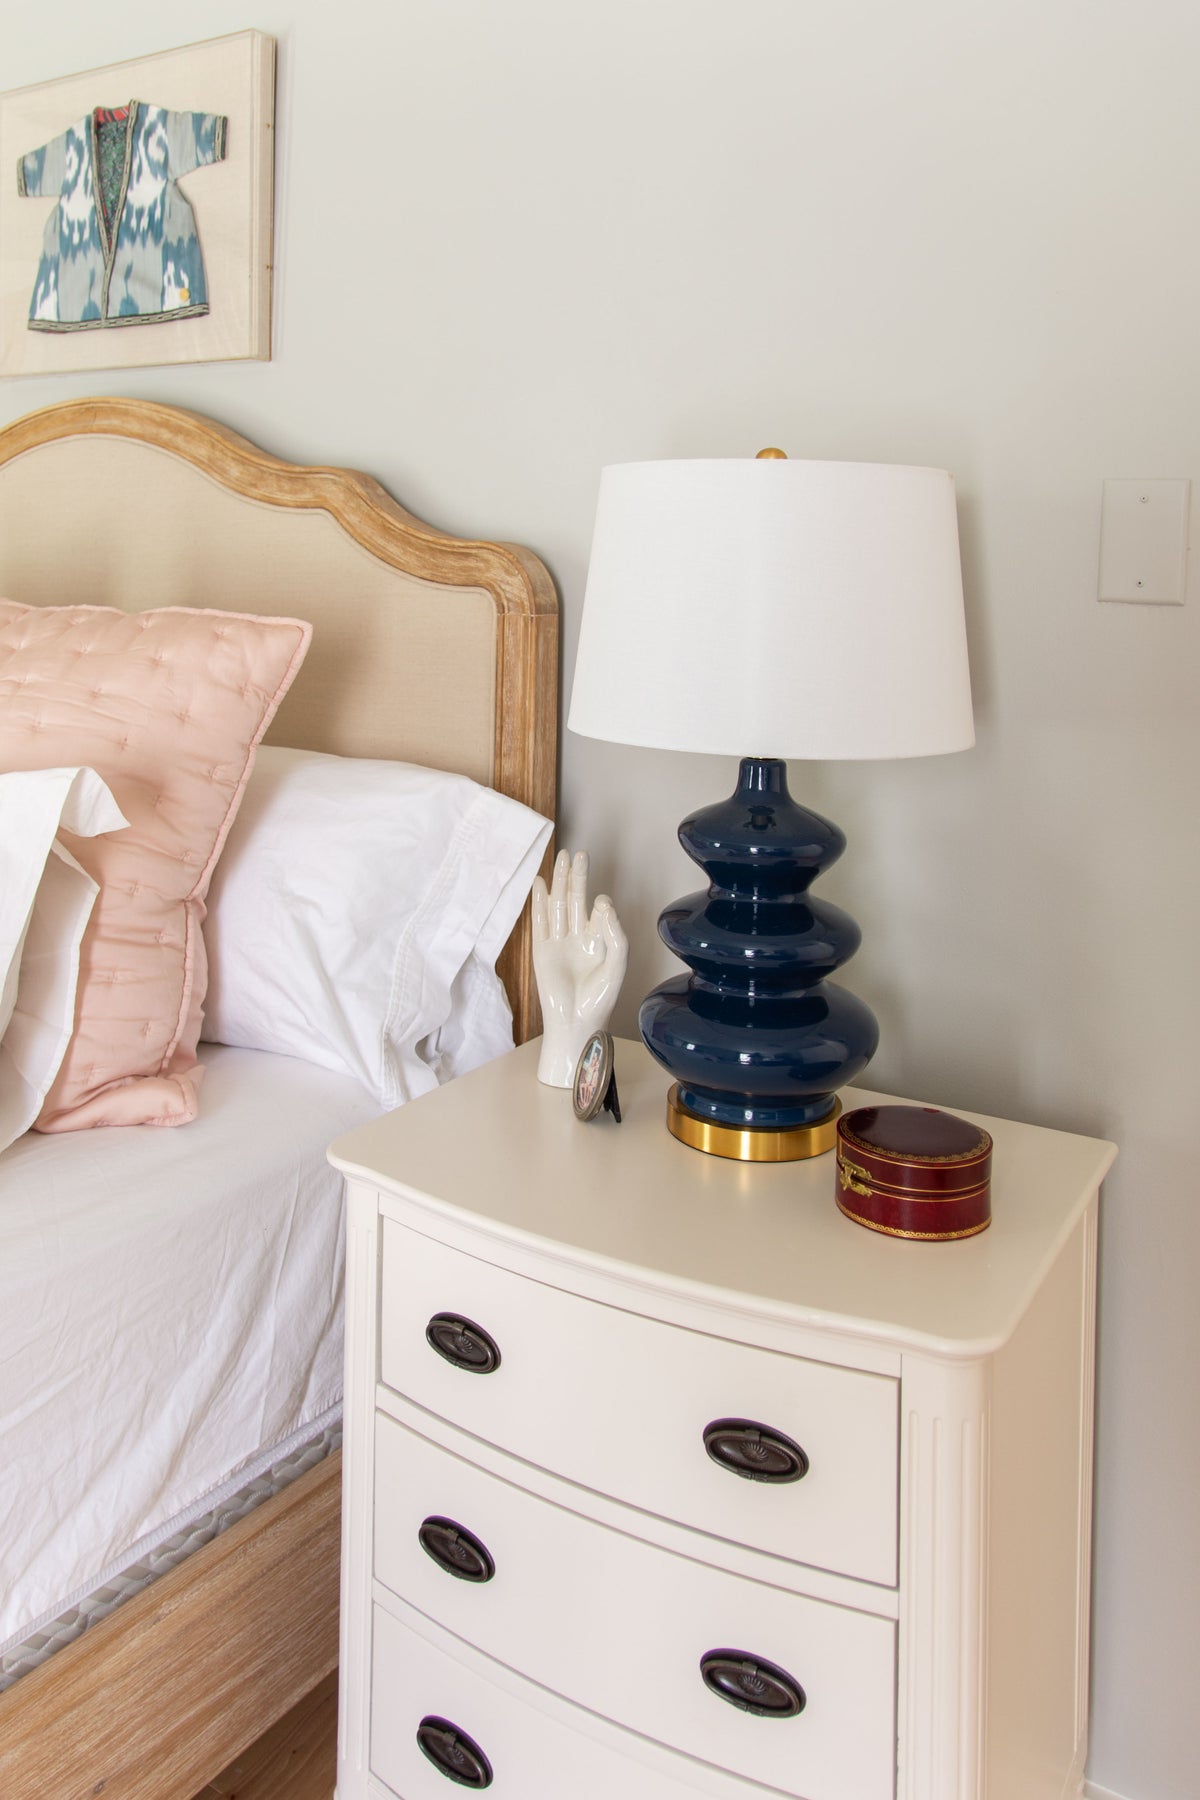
(568, 457, 975, 760)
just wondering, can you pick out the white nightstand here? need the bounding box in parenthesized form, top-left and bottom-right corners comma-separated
(329, 1038, 1115, 1800)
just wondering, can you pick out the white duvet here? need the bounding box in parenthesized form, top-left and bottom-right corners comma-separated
(0, 1043, 379, 1654)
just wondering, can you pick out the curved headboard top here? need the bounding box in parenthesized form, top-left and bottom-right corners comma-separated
(0, 397, 559, 1040)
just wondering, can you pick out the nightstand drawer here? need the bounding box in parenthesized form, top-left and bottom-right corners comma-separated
(381, 1222, 899, 1585)
(372, 1601, 767, 1800)
(373, 1412, 896, 1800)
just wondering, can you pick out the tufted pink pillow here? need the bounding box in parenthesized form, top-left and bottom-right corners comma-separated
(0, 603, 311, 1131)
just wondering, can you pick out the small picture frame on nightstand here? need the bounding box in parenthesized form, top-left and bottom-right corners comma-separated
(573, 1030, 621, 1123)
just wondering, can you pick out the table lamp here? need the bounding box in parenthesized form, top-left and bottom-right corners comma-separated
(567, 450, 974, 1162)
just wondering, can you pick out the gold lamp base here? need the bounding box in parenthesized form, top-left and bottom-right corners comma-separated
(666, 1086, 841, 1162)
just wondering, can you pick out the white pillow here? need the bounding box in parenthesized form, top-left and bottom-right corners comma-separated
(0, 767, 129, 1151)
(201, 747, 552, 1105)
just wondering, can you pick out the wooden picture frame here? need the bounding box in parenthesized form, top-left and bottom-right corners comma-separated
(0, 30, 274, 377)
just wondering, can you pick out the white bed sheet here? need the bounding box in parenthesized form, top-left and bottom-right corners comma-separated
(0, 1043, 380, 1654)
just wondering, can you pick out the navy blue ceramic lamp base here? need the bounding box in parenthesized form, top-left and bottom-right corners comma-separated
(639, 758, 879, 1161)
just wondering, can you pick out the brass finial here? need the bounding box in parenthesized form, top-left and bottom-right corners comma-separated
(756, 446, 788, 459)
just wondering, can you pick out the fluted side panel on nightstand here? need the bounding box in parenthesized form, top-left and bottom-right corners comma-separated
(898, 1357, 990, 1800)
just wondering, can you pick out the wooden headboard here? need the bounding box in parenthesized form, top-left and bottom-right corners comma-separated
(0, 397, 558, 1040)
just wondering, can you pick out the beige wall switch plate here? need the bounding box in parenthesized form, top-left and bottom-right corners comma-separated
(1098, 478, 1190, 603)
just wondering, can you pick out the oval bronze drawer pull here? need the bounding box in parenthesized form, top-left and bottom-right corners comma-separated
(699, 1649, 806, 1718)
(425, 1312, 501, 1374)
(703, 1417, 809, 1483)
(418, 1515, 496, 1583)
(416, 1715, 494, 1787)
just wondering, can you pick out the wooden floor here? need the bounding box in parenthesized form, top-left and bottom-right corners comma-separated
(191, 1673, 337, 1800)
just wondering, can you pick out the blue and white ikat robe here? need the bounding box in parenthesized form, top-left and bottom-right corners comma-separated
(17, 102, 228, 331)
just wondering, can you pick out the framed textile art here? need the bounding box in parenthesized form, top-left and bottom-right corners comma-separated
(0, 30, 274, 377)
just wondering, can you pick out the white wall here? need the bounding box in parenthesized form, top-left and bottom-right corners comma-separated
(4, 4, 1197, 1793)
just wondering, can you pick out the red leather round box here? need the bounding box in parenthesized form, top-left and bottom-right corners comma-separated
(835, 1104, 992, 1241)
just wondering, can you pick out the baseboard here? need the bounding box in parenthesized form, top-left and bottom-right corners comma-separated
(1084, 1781, 1134, 1800)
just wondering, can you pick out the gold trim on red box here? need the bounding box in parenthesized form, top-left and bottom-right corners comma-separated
(836, 1197, 991, 1240)
(838, 1118, 993, 1167)
(837, 1156, 991, 1203)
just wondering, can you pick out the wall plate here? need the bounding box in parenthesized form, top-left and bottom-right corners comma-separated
(1098, 478, 1190, 604)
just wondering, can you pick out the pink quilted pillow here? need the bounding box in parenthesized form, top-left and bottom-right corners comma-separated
(0, 603, 311, 1130)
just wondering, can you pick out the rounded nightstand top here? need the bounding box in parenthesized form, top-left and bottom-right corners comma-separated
(329, 1038, 1115, 1360)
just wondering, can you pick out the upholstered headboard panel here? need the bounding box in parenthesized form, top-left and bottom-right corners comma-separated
(0, 398, 558, 1037)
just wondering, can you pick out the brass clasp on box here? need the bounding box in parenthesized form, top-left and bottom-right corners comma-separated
(838, 1158, 873, 1198)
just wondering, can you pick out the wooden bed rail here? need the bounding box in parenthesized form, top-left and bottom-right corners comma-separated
(0, 1455, 342, 1800)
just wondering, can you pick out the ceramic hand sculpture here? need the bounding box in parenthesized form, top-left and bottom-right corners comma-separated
(532, 848, 628, 1086)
